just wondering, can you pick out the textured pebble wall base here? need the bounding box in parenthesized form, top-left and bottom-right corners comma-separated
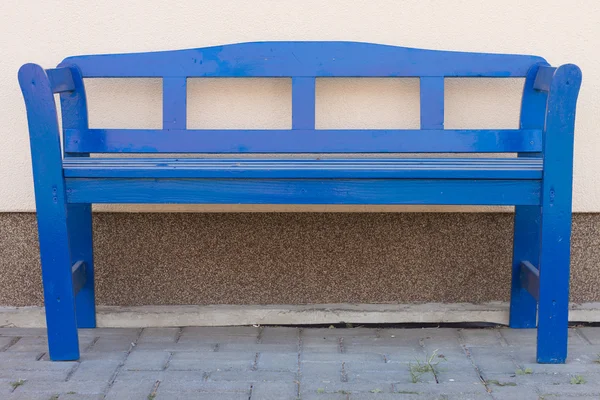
(0, 212, 598, 308)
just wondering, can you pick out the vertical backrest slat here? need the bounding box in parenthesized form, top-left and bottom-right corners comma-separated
(292, 77, 315, 130)
(519, 62, 550, 157)
(163, 77, 187, 129)
(420, 77, 444, 130)
(58, 65, 89, 156)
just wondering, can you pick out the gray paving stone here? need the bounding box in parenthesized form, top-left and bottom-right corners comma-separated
(576, 327, 600, 345)
(301, 361, 343, 381)
(87, 335, 137, 352)
(0, 328, 47, 337)
(251, 381, 298, 399)
(68, 359, 121, 382)
(0, 358, 77, 374)
(380, 348, 429, 363)
(257, 352, 298, 371)
(133, 341, 215, 352)
(55, 395, 104, 400)
(157, 392, 250, 400)
(209, 370, 296, 382)
(79, 328, 142, 338)
(6, 336, 93, 353)
(260, 327, 299, 345)
(468, 347, 519, 375)
(11, 379, 107, 394)
(105, 377, 157, 400)
(300, 380, 394, 395)
(499, 328, 586, 347)
(181, 326, 259, 340)
(0, 367, 72, 381)
(138, 327, 180, 343)
(158, 375, 250, 392)
(300, 394, 347, 400)
(348, 370, 425, 384)
(168, 351, 255, 371)
(460, 328, 503, 347)
(488, 384, 541, 400)
(124, 350, 170, 371)
(303, 352, 384, 364)
(435, 365, 482, 384)
(3, 392, 54, 400)
(351, 394, 432, 400)
(302, 328, 378, 339)
(77, 351, 128, 362)
(392, 382, 489, 396)
(0, 352, 42, 362)
(218, 343, 298, 353)
(0, 337, 16, 350)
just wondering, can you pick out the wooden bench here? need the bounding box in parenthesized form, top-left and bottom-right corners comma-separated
(18, 42, 582, 363)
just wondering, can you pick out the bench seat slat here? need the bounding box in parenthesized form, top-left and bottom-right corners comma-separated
(64, 129, 542, 153)
(63, 158, 542, 179)
(65, 178, 541, 205)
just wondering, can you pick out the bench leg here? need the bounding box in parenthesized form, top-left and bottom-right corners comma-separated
(68, 204, 96, 328)
(536, 210, 572, 364)
(509, 205, 540, 328)
(37, 208, 80, 361)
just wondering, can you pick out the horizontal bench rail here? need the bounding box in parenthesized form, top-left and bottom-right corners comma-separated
(64, 129, 543, 153)
(63, 157, 543, 179)
(65, 178, 542, 205)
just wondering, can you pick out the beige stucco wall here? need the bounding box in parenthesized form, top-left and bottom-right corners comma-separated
(1, 0, 599, 212)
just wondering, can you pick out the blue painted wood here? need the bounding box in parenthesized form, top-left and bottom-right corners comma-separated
(61, 42, 546, 78)
(47, 68, 75, 93)
(18, 63, 80, 361)
(534, 66, 557, 92)
(420, 77, 444, 129)
(510, 62, 549, 329)
(71, 261, 87, 297)
(65, 178, 542, 205)
(59, 64, 97, 329)
(536, 64, 582, 364)
(163, 77, 187, 129)
(520, 261, 540, 301)
(62, 157, 543, 179)
(292, 77, 315, 129)
(64, 128, 542, 153)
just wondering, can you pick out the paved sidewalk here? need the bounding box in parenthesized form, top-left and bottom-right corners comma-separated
(1, 326, 600, 399)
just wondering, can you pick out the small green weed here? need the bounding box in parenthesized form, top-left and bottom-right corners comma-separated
(570, 375, 586, 384)
(10, 380, 25, 390)
(408, 349, 444, 383)
(516, 367, 533, 375)
(488, 379, 517, 387)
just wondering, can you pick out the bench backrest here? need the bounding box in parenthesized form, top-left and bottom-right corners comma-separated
(55, 41, 549, 154)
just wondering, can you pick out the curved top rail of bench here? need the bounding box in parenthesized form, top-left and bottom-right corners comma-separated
(60, 41, 547, 78)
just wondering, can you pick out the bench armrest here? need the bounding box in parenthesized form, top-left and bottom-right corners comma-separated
(19, 64, 89, 159)
(538, 64, 582, 136)
(18, 64, 65, 181)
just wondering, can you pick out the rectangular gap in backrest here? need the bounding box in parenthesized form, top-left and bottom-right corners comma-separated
(187, 78, 291, 129)
(84, 78, 162, 129)
(444, 78, 524, 129)
(315, 78, 420, 129)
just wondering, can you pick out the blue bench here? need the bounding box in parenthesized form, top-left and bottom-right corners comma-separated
(18, 42, 581, 363)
